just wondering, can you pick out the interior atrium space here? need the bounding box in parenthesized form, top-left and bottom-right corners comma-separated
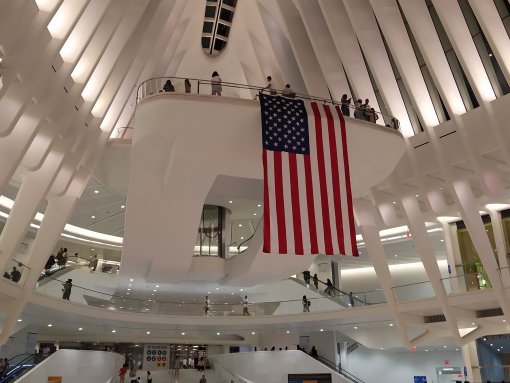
(1, 0, 510, 382)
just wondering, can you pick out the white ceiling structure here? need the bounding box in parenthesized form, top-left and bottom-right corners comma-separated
(0, 0, 509, 360)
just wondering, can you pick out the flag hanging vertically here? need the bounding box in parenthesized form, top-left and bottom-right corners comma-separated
(259, 93, 358, 256)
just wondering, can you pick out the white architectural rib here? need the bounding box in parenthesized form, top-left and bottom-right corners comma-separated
(398, 0, 466, 116)
(431, 0, 496, 103)
(293, 0, 349, 101)
(468, 0, 510, 84)
(343, 0, 413, 137)
(274, 0, 330, 99)
(318, 0, 381, 116)
(369, 0, 439, 129)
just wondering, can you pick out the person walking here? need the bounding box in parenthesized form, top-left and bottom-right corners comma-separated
(204, 296, 211, 316)
(310, 346, 318, 358)
(302, 295, 310, 312)
(62, 278, 72, 300)
(325, 279, 334, 296)
(146, 371, 152, 383)
(349, 292, 355, 307)
(242, 295, 250, 316)
(303, 270, 311, 286)
(89, 255, 98, 272)
(211, 71, 222, 96)
(341, 94, 351, 117)
(313, 273, 319, 290)
(119, 364, 128, 383)
(174, 356, 181, 378)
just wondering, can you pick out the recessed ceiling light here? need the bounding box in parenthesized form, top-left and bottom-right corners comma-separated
(415, 194, 419, 197)
(112, 330, 116, 333)
(121, 205, 125, 209)
(207, 291, 211, 294)
(231, 292, 235, 295)
(238, 224, 243, 227)
(91, 215, 95, 219)
(91, 248, 95, 251)
(392, 201, 396, 204)
(240, 236, 244, 240)
(491, 343, 494, 346)
(389, 323, 394, 327)
(155, 285, 159, 288)
(251, 331, 256, 335)
(217, 332, 221, 335)
(257, 204, 261, 207)
(353, 326, 358, 330)
(181, 332, 186, 335)
(443, 345, 447, 348)
(94, 190, 99, 194)
(153, 289, 157, 292)
(320, 329, 324, 332)
(78, 328, 83, 331)
(151, 293, 154, 296)
(380, 348, 384, 350)
(394, 254, 398, 257)
(127, 288, 131, 291)
(17, 319, 22, 322)
(126, 293, 130, 295)
(503, 320, 507, 322)
(483, 338, 487, 341)
(228, 200, 232, 204)
(48, 324, 53, 327)
(471, 322, 475, 325)
(216, 287, 219, 290)
(240, 289, 244, 292)
(425, 349, 429, 352)
(129, 279, 134, 282)
(128, 284, 132, 287)
(440, 239, 444, 242)
(286, 330, 290, 334)
(253, 213, 257, 216)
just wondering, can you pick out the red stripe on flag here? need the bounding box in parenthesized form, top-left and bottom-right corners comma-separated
(289, 153, 304, 255)
(262, 150, 271, 253)
(273, 151, 287, 253)
(323, 104, 345, 254)
(304, 155, 318, 254)
(311, 102, 333, 254)
(336, 106, 358, 256)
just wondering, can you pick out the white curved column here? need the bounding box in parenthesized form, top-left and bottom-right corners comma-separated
(293, 0, 349, 101)
(431, 0, 496, 103)
(467, 0, 510, 84)
(343, 0, 413, 137)
(369, 0, 439, 129)
(318, 0, 380, 116)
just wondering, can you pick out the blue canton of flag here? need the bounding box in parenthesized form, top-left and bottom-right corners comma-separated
(261, 94, 310, 155)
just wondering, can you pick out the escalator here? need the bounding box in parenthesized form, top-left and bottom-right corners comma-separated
(0, 354, 39, 383)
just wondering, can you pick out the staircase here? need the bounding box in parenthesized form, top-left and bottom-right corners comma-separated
(314, 355, 365, 383)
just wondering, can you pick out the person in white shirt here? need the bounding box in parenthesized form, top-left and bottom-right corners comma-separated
(242, 295, 250, 316)
(263, 75, 277, 95)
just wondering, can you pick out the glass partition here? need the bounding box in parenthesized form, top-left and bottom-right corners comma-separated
(195, 205, 226, 257)
(391, 280, 436, 302)
(2, 259, 31, 287)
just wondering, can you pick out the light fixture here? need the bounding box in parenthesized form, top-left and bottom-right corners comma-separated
(78, 328, 83, 331)
(394, 254, 398, 257)
(443, 345, 447, 348)
(48, 324, 53, 327)
(228, 200, 232, 204)
(257, 204, 261, 207)
(146, 331, 150, 334)
(491, 343, 494, 346)
(127, 288, 131, 291)
(231, 292, 235, 295)
(389, 323, 394, 327)
(380, 348, 384, 350)
(415, 194, 419, 197)
(286, 330, 290, 334)
(440, 239, 444, 242)
(156, 285, 159, 288)
(425, 349, 429, 352)
(471, 322, 475, 326)
(129, 279, 134, 282)
(353, 326, 358, 330)
(253, 213, 257, 216)
(240, 236, 244, 240)
(17, 319, 22, 322)
(217, 332, 221, 335)
(240, 289, 244, 292)
(126, 293, 130, 295)
(91, 215, 95, 219)
(181, 332, 186, 335)
(112, 330, 116, 333)
(392, 201, 396, 204)
(207, 291, 211, 294)
(153, 289, 157, 292)
(320, 329, 324, 332)
(128, 284, 132, 287)
(121, 205, 125, 209)
(251, 331, 256, 335)
(216, 287, 219, 290)
(94, 190, 99, 194)
(503, 319, 507, 322)
(238, 224, 243, 227)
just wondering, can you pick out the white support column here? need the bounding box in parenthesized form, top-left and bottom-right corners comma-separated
(440, 221, 461, 295)
(452, 179, 510, 320)
(369, 0, 439, 129)
(294, 0, 349, 101)
(354, 198, 411, 348)
(318, 0, 381, 116)
(487, 208, 509, 271)
(431, 0, 496, 103)
(461, 341, 482, 382)
(392, 181, 462, 344)
(468, 0, 510, 84)
(0, 172, 86, 345)
(343, 0, 413, 137)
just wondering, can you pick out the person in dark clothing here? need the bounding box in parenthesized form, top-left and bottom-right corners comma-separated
(270, 346, 275, 351)
(163, 80, 175, 92)
(325, 279, 334, 295)
(303, 270, 311, 285)
(62, 279, 72, 300)
(313, 273, 319, 290)
(10, 267, 21, 283)
(310, 346, 318, 357)
(349, 292, 355, 307)
(89, 255, 99, 272)
(44, 255, 56, 271)
(341, 94, 351, 116)
(185, 79, 191, 93)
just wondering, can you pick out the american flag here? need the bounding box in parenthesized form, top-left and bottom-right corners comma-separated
(260, 93, 358, 256)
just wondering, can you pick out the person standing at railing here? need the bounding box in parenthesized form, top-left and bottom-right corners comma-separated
(163, 80, 175, 92)
(368, 108, 378, 124)
(341, 94, 351, 117)
(310, 346, 318, 358)
(303, 270, 311, 286)
(185, 79, 192, 93)
(89, 255, 99, 272)
(349, 292, 355, 307)
(282, 84, 296, 98)
(204, 295, 211, 316)
(302, 295, 310, 312)
(62, 278, 72, 300)
(211, 71, 222, 96)
(325, 279, 334, 295)
(262, 76, 277, 95)
(354, 99, 364, 120)
(313, 273, 319, 290)
(362, 99, 371, 121)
